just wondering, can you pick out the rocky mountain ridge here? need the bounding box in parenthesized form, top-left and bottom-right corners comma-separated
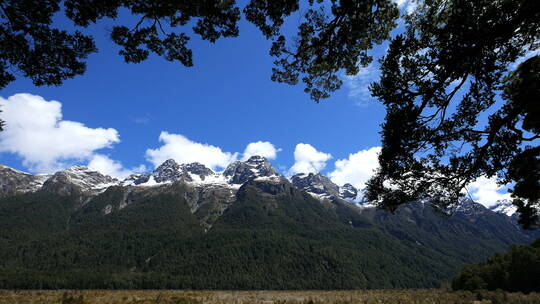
(290, 172, 368, 206)
(0, 156, 519, 218)
(121, 155, 281, 189)
(0, 156, 292, 231)
(42, 165, 119, 196)
(0, 164, 50, 196)
(0, 156, 279, 195)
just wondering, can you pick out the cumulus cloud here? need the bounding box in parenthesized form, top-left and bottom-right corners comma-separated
(466, 176, 512, 208)
(288, 143, 332, 175)
(88, 154, 146, 179)
(242, 141, 281, 160)
(0, 93, 120, 173)
(145, 132, 239, 170)
(328, 147, 381, 189)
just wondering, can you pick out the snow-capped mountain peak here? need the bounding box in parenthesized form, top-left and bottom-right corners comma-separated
(0, 164, 50, 196)
(290, 173, 371, 207)
(0, 162, 524, 223)
(152, 159, 183, 183)
(42, 165, 119, 195)
(340, 183, 358, 200)
(291, 173, 340, 199)
(126, 159, 217, 186)
(181, 162, 214, 180)
(223, 156, 278, 185)
(125, 156, 280, 188)
(489, 199, 517, 216)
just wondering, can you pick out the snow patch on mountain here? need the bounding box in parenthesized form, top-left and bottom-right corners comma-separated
(42, 165, 120, 195)
(489, 199, 517, 216)
(224, 155, 278, 185)
(290, 172, 372, 208)
(121, 155, 280, 191)
(0, 158, 517, 220)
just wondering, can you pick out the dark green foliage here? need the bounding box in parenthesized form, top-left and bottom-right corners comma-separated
(71, 185, 202, 235)
(0, 0, 96, 88)
(0, 190, 77, 243)
(370, 202, 536, 268)
(452, 239, 540, 293)
(503, 57, 540, 229)
(256, 0, 399, 101)
(365, 0, 540, 228)
(0, 0, 240, 89)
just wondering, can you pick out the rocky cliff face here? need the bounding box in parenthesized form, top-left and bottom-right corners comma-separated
(151, 160, 215, 183)
(340, 183, 358, 200)
(223, 155, 279, 184)
(291, 173, 340, 199)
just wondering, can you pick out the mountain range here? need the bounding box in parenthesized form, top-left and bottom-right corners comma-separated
(0, 156, 537, 289)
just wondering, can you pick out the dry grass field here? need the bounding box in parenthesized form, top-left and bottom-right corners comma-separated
(0, 290, 539, 304)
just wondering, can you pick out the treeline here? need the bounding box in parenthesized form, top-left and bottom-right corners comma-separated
(452, 239, 540, 293)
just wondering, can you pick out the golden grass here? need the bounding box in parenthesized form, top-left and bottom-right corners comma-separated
(0, 289, 539, 304)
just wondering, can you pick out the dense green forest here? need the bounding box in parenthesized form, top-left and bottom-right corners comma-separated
(0, 180, 537, 290)
(452, 239, 540, 293)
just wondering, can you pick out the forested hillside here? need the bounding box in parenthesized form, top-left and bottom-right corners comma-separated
(0, 175, 537, 289)
(452, 239, 540, 293)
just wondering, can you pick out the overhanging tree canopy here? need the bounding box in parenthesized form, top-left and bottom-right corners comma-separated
(0, 0, 398, 99)
(365, 0, 540, 228)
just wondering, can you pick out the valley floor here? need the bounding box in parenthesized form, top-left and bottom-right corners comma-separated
(1, 289, 539, 304)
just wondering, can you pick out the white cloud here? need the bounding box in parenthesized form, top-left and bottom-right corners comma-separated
(0, 93, 120, 173)
(466, 176, 511, 208)
(393, 0, 417, 14)
(0, 94, 280, 177)
(328, 147, 381, 189)
(405, 1, 417, 14)
(344, 62, 380, 106)
(242, 141, 281, 160)
(145, 132, 239, 171)
(88, 154, 146, 179)
(288, 143, 332, 175)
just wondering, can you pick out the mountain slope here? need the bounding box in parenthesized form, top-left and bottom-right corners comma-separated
(0, 178, 456, 289)
(0, 158, 538, 289)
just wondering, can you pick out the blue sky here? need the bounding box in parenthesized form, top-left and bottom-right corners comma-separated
(0, 0, 516, 206)
(0, 6, 387, 179)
